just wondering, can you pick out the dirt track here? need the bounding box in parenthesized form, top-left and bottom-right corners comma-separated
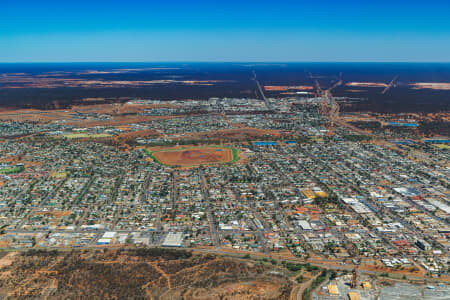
(153, 147, 233, 166)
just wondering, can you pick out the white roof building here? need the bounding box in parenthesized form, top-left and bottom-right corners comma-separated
(162, 232, 184, 247)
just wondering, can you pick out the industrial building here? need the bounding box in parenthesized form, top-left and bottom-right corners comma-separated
(162, 232, 184, 247)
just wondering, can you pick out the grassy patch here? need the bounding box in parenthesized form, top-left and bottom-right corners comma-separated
(51, 171, 69, 179)
(0, 166, 25, 175)
(143, 149, 162, 165)
(434, 144, 450, 149)
(231, 148, 239, 162)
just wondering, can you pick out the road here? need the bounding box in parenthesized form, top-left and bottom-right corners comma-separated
(403, 196, 449, 227)
(2, 241, 448, 284)
(171, 172, 177, 220)
(156, 209, 162, 232)
(234, 186, 270, 255)
(140, 171, 151, 205)
(199, 170, 220, 247)
(294, 274, 320, 300)
(252, 71, 271, 110)
(108, 174, 123, 205)
(191, 248, 449, 283)
(124, 171, 153, 230)
(18, 178, 67, 229)
(75, 176, 94, 205)
(299, 148, 427, 260)
(75, 176, 95, 230)
(254, 212, 270, 255)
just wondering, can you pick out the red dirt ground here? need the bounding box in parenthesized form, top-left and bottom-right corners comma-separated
(153, 147, 233, 166)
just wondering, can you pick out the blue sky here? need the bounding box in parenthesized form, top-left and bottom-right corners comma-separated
(1, 0, 449, 62)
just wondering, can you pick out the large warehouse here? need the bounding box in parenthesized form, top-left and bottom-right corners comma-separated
(162, 232, 184, 247)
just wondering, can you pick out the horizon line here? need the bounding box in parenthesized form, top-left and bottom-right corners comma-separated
(1, 61, 450, 64)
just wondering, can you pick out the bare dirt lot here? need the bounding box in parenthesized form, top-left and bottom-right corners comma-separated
(0, 103, 175, 127)
(152, 147, 234, 166)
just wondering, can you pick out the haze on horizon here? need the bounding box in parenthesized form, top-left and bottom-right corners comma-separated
(1, 0, 450, 63)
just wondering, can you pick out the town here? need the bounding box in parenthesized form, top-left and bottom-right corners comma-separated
(0, 96, 449, 298)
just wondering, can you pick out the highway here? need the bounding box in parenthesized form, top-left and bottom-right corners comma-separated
(252, 71, 271, 110)
(3, 220, 449, 286)
(381, 75, 399, 94)
(190, 248, 449, 284)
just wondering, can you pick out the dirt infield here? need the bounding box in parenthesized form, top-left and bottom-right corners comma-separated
(148, 146, 237, 167)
